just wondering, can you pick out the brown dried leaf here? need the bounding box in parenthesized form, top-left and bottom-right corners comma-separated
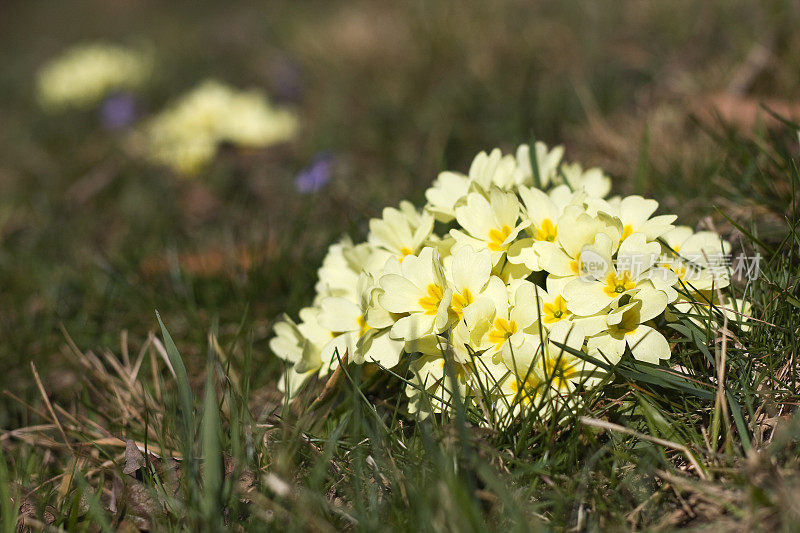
(692, 93, 800, 131)
(123, 439, 145, 475)
(140, 246, 273, 277)
(123, 481, 163, 530)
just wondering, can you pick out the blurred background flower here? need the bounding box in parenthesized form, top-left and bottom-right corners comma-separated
(295, 152, 334, 193)
(135, 80, 298, 174)
(36, 42, 152, 111)
(99, 91, 139, 130)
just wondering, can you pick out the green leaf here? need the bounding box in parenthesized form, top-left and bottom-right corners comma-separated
(727, 389, 753, 454)
(156, 311, 194, 448)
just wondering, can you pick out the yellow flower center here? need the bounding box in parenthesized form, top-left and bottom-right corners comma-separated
(603, 271, 636, 297)
(509, 375, 542, 405)
(542, 295, 571, 324)
(488, 317, 518, 349)
(660, 260, 687, 279)
(451, 287, 474, 319)
(545, 355, 578, 390)
(535, 218, 557, 242)
(621, 224, 634, 241)
(399, 247, 414, 263)
(488, 225, 513, 252)
(438, 359, 468, 378)
(608, 312, 640, 336)
(419, 284, 444, 315)
(569, 252, 581, 275)
(356, 315, 370, 337)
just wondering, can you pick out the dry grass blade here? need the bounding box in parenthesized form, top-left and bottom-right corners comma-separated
(151, 335, 177, 379)
(713, 285, 732, 453)
(30, 362, 72, 455)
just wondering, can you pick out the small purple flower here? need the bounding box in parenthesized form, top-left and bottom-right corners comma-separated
(100, 92, 138, 130)
(295, 152, 334, 193)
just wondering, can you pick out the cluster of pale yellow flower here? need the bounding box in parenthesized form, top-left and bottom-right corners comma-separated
(135, 80, 298, 174)
(272, 144, 750, 420)
(36, 43, 152, 110)
(36, 44, 298, 174)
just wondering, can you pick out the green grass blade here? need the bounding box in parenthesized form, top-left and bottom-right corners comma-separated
(0, 450, 16, 533)
(156, 311, 195, 441)
(201, 357, 223, 528)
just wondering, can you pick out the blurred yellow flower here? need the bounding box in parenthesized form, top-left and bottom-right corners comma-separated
(138, 80, 298, 175)
(36, 43, 152, 110)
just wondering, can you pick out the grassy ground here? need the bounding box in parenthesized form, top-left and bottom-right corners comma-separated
(1, 1, 800, 530)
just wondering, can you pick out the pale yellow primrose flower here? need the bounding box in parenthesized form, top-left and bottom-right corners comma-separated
(314, 237, 373, 303)
(560, 162, 612, 199)
(507, 184, 568, 271)
(37, 42, 152, 110)
(424, 171, 470, 222)
(463, 277, 541, 358)
(660, 226, 732, 292)
(450, 189, 530, 266)
(607, 195, 677, 243)
(269, 306, 337, 397)
(659, 226, 747, 329)
(587, 299, 671, 364)
(422, 148, 513, 224)
(538, 322, 602, 393)
(466, 148, 519, 191)
(514, 142, 565, 189)
(269, 315, 305, 367)
(531, 277, 606, 337)
(537, 278, 573, 329)
(443, 247, 493, 321)
(542, 204, 623, 282)
(293, 307, 338, 376)
(139, 80, 297, 174)
(503, 322, 601, 395)
(403, 328, 471, 417)
(494, 322, 591, 419)
(423, 143, 564, 222)
(378, 247, 453, 341)
(269, 315, 328, 398)
(406, 351, 470, 418)
(271, 307, 332, 370)
(562, 232, 677, 318)
(368, 201, 435, 264)
(318, 274, 404, 368)
(268, 315, 313, 396)
(218, 90, 297, 147)
(405, 322, 507, 418)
